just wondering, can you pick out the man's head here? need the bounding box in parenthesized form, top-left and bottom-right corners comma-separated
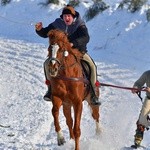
(60, 5, 76, 25)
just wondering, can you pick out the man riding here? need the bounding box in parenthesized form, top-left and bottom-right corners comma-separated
(35, 5, 101, 105)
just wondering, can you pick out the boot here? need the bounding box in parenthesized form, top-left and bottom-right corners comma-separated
(43, 85, 52, 101)
(134, 124, 145, 147)
(91, 85, 101, 106)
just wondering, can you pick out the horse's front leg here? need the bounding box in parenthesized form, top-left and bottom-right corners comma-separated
(73, 102, 83, 150)
(52, 97, 65, 146)
(63, 104, 75, 139)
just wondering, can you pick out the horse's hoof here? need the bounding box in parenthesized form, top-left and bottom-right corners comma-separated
(58, 137, 66, 146)
(95, 122, 103, 135)
(96, 128, 103, 135)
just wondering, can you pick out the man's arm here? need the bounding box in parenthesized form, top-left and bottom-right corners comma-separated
(35, 22, 54, 38)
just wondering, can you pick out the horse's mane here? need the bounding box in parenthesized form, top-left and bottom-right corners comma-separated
(47, 29, 83, 59)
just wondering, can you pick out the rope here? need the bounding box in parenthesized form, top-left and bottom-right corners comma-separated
(100, 82, 147, 92)
(100, 82, 147, 101)
(0, 15, 35, 26)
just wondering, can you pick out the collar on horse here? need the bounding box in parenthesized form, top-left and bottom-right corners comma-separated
(51, 74, 89, 84)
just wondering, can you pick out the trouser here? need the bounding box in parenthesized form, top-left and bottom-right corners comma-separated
(138, 97, 150, 128)
(82, 53, 98, 88)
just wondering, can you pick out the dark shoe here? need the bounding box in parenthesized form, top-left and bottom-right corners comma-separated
(43, 86, 51, 101)
(91, 95, 101, 106)
(91, 85, 101, 105)
(131, 144, 139, 149)
(134, 124, 145, 146)
(43, 91, 51, 101)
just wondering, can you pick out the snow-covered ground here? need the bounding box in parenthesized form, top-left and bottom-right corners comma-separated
(0, 0, 150, 149)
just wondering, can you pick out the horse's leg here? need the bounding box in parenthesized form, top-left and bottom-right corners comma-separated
(86, 96, 102, 134)
(73, 102, 83, 150)
(90, 105, 102, 134)
(52, 97, 65, 146)
(63, 105, 75, 139)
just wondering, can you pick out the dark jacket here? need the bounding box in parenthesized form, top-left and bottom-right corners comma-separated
(36, 11, 89, 53)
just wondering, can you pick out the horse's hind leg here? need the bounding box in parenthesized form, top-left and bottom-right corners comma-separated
(90, 105, 102, 134)
(85, 95, 102, 134)
(91, 105, 99, 122)
(63, 105, 75, 139)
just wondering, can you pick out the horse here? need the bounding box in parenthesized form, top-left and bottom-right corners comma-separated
(47, 29, 101, 150)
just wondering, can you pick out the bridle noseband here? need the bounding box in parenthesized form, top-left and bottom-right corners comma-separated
(48, 57, 61, 65)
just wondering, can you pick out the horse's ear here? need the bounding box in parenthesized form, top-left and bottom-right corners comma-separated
(47, 31, 50, 37)
(47, 30, 53, 37)
(47, 30, 57, 44)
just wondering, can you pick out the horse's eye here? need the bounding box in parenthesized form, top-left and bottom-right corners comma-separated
(64, 51, 69, 57)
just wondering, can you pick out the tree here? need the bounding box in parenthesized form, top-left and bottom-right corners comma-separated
(1, 0, 11, 6)
(118, 0, 147, 12)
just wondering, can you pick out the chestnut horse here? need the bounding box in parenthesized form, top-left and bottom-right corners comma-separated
(47, 29, 101, 150)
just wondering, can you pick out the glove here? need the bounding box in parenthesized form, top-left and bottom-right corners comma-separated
(131, 86, 139, 94)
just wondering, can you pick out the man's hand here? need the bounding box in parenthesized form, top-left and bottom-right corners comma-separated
(146, 87, 150, 92)
(131, 86, 139, 94)
(35, 22, 43, 31)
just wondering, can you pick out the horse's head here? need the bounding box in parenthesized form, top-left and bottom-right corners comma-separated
(47, 29, 69, 46)
(47, 29, 81, 77)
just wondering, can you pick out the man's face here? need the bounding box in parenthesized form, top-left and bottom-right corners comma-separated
(63, 14, 74, 25)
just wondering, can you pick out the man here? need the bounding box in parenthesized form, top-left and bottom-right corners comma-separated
(131, 70, 150, 148)
(35, 5, 101, 105)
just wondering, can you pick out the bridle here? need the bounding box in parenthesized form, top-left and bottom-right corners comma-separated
(49, 57, 61, 65)
(48, 43, 89, 83)
(48, 46, 78, 71)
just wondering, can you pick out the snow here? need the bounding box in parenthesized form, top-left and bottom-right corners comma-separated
(0, 0, 150, 149)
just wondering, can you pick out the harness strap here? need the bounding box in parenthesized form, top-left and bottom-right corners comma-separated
(51, 76, 89, 84)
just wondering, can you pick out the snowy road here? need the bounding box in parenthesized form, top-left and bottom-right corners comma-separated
(1, 38, 149, 150)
